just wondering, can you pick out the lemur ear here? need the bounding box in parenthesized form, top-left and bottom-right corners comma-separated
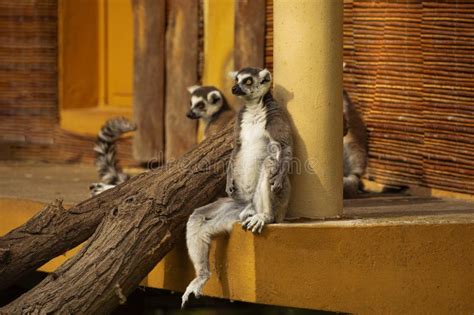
(208, 91, 221, 104)
(259, 68, 272, 84)
(187, 85, 200, 94)
(228, 71, 238, 80)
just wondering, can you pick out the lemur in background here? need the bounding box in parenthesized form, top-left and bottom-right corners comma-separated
(343, 64, 368, 198)
(182, 67, 293, 307)
(89, 117, 136, 196)
(186, 85, 235, 138)
(89, 86, 235, 196)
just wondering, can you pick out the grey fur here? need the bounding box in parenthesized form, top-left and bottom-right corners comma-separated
(186, 85, 235, 138)
(182, 68, 292, 307)
(343, 90, 368, 198)
(89, 117, 136, 196)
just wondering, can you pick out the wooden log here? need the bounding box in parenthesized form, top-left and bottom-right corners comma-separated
(0, 197, 107, 291)
(234, 0, 266, 69)
(165, 0, 199, 161)
(132, 0, 166, 162)
(0, 123, 233, 313)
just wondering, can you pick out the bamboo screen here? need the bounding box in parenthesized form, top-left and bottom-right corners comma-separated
(343, 0, 473, 195)
(0, 0, 58, 145)
(265, 0, 273, 73)
(265, 0, 473, 195)
(0, 0, 135, 165)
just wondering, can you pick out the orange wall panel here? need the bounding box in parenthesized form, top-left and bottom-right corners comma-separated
(60, 0, 100, 109)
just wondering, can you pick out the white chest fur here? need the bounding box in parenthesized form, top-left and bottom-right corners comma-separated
(234, 103, 269, 199)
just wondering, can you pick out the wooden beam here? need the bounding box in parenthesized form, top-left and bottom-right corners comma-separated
(234, 0, 266, 69)
(165, 0, 199, 161)
(132, 0, 166, 162)
(0, 124, 233, 313)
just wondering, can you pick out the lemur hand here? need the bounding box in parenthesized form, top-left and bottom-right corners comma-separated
(226, 179, 236, 197)
(269, 173, 284, 193)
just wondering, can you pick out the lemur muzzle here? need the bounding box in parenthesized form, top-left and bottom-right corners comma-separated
(186, 110, 199, 119)
(232, 85, 245, 95)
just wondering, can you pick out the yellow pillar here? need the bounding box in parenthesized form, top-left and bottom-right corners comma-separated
(273, 0, 343, 218)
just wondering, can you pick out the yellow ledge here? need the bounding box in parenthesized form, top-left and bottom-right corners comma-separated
(60, 107, 133, 136)
(1, 198, 473, 314)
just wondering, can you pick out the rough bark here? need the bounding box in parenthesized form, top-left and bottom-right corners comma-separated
(0, 123, 233, 314)
(234, 0, 266, 70)
(165, 0, 199, 161)
(0, 194, 116, 291)
(132, 0, 166, 162)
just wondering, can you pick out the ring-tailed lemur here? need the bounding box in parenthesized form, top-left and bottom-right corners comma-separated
(89, 86, 235, 196)
(186, 85, 235, 138)
(182, 67, 293, 307)
(184, 82, 367, 198)
(343, 89, 368, 198)
(342, 64, 368, 198)
(89, 117, 136, 196)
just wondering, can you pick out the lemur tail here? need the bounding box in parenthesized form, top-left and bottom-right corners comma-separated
(94, 117, 136, 185)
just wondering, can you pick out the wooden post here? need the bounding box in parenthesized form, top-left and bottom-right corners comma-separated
(132, 0, 166, 163)
(165, 0, 199, 161)
(234, 0, 266, 69)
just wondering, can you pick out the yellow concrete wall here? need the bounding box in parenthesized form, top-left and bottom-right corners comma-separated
(147, 217, 474, 314)
(60, 0, 133, 110)
(105, 0, 134, 107)
(59, 0, 101, 109)
(198, 0, 235, 140)
(59, 0, 134, 134)
(202, 0, 235, 98)
(1, 201, 473, 314)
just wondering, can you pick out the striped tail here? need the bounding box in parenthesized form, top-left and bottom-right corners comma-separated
(94, 117, 136, 185)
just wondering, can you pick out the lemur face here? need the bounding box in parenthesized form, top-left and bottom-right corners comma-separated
(229, 67, 272, 101)
(186, 85, 223, 120)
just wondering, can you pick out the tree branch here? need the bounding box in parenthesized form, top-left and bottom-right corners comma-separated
(0, 124, 233, 313)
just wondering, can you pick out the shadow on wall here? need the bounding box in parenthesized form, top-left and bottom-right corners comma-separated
(273, 84, 327, 218)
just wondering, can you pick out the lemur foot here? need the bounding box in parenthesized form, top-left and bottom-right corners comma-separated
(181, 276, 207, 308)
(242, 213, 266, 234)
(89, 183, 116, 196)
(239, 205, 256, 222)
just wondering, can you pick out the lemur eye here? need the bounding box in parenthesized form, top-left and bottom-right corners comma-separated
(195, 101, 205, 110)
(245, 78, 252, 86)
(211, 96, 219, 104)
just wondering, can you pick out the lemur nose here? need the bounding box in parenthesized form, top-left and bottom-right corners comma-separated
(186, 111, 198, 119)
(232, 85, 245, 95)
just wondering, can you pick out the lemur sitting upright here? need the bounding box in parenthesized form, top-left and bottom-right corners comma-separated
(181, 67, 293, 307)
(89, 117, 136, 196)
(186, 85, 235, 138)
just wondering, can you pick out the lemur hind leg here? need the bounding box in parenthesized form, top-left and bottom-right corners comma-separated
(182, 198, 243, 307)
(242, 157, 289, 233)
